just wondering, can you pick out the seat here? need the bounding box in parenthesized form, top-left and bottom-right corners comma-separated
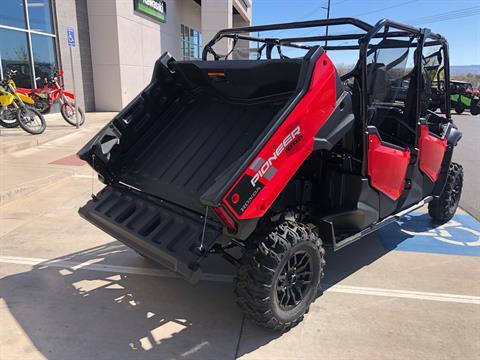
(175, 59, 304, 100)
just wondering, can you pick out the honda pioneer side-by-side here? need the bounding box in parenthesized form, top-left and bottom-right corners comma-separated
(78, 18, 463, 330)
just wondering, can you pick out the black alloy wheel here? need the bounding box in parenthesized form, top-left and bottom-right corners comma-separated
(428, 162, 463, 222)
(235, 221, 325, 331)
(276, 250, 313, 310)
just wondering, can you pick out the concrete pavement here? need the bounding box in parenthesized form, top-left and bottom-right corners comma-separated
(452, 113, 480, 220)
(0, 112, 479, 359)
(0, 175, 479, 360)
(0, 113, 115, 205)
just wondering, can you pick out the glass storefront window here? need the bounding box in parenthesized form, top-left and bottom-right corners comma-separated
(31, 34, 56, 87)
(0, 0, 26, 29)
(27, 0, 53, 33)
(0, 0, 56, 89)
(181, 24, 202, 60)
(0, 28, 32, 88)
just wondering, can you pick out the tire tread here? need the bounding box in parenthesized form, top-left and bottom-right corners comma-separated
(235, 221, 325, 331)
(428, 162, 463, 222)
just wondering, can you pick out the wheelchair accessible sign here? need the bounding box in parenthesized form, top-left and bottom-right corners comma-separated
(379, 212, 480, 257)
(67, 27, 76, 47)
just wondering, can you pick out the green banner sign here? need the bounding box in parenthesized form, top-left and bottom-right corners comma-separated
(134, 0, 166, 23)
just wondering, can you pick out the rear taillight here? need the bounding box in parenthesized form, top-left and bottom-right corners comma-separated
(213, 206, 238, 233)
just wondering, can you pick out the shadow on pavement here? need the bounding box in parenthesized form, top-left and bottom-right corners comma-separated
(0, 214, 441, 359)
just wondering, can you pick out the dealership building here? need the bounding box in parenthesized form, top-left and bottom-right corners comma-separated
(0, 0, 252, 112)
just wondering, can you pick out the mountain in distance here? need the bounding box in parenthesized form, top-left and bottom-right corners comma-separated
(450, 65, 480, 76)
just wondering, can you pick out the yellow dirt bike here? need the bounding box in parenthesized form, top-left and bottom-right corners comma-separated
(0, 70, 46, 135)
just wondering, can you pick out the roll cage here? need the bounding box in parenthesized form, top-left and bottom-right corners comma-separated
(203, 17, 450, 98)
(202, 17, 451, 176)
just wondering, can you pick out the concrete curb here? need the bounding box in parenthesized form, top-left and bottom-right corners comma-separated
(1, 132, 69, 155)
(0, 173, 72, 207)
(0, 114, 74, 155)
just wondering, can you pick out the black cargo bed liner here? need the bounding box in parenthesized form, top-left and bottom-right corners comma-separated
(79, 185, 222, 282)
(117, 94, 285, 213)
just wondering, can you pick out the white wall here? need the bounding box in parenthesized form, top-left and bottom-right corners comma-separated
(202, 0, 233, 57)
(160, 0, 201, 60)
(55, 0, 95, 111)
(115, 0, 163, 105)
(86, 0, 123, 111)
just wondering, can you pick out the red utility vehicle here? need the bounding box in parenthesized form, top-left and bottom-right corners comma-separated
(17, 70, 85, 126)
(78, 18, 463, 330)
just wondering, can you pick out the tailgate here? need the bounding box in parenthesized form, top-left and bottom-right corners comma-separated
(79, 185, 222, 282)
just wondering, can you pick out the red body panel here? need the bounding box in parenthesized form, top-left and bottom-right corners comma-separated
(367, 134, 411, 200)
(418, 124, 447, 182)
(222, 53, 338, 219)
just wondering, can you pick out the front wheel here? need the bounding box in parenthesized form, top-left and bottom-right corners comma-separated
(470, 106, 479, 116)
(428, 162, 463, 222)
(235, 221, 325, 331)
(61, 102, 85, 126)
(16, 107, 46, 135)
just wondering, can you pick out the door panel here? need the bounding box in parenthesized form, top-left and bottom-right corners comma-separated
(367, 129, 411, 200)
(418, 124, 447, 182)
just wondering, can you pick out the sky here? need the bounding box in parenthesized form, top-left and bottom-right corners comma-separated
(252, 0, 480, 66)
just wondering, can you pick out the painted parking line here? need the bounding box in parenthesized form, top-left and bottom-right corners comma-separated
(379, 212, 480, 256)
(1, 255, 479, 305)
(0, 255, 233, 283)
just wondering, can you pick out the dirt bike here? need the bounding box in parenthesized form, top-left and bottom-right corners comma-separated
(0, 70, 46, 135)
(17, 69, 85, 126)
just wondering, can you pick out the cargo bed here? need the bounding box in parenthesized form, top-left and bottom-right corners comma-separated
(116, 94, 286, 214)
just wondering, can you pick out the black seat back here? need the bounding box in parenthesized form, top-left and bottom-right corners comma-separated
(175, 59, 304, 100)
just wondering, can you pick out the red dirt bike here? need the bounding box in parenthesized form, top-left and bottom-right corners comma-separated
(17, 70, 85, 126)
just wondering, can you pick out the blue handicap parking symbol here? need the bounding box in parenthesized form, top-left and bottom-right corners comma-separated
(67, 27, 76, 47)
(378, 212, 480, 257)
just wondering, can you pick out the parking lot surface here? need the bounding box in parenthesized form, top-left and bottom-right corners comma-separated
(0, 113, 479, 360)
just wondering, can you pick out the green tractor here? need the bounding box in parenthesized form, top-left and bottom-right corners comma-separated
(450, 80, 479, 115)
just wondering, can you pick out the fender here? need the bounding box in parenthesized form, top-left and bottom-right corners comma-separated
(433, 124, 462, 196)
(447, 126, 462, 146)
(63, 91, 75, 100)
(17, 92, 35, 105)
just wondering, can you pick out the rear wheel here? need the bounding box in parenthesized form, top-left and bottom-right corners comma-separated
(61, 102, 85, 126)
(454, 103, 465, 114)
(235, 221, 325, 331)
(0, 107, 19, 128)
(16, 107, 46, 135)
(428, 162, 463, 222)
(470, 106, 479, 116)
